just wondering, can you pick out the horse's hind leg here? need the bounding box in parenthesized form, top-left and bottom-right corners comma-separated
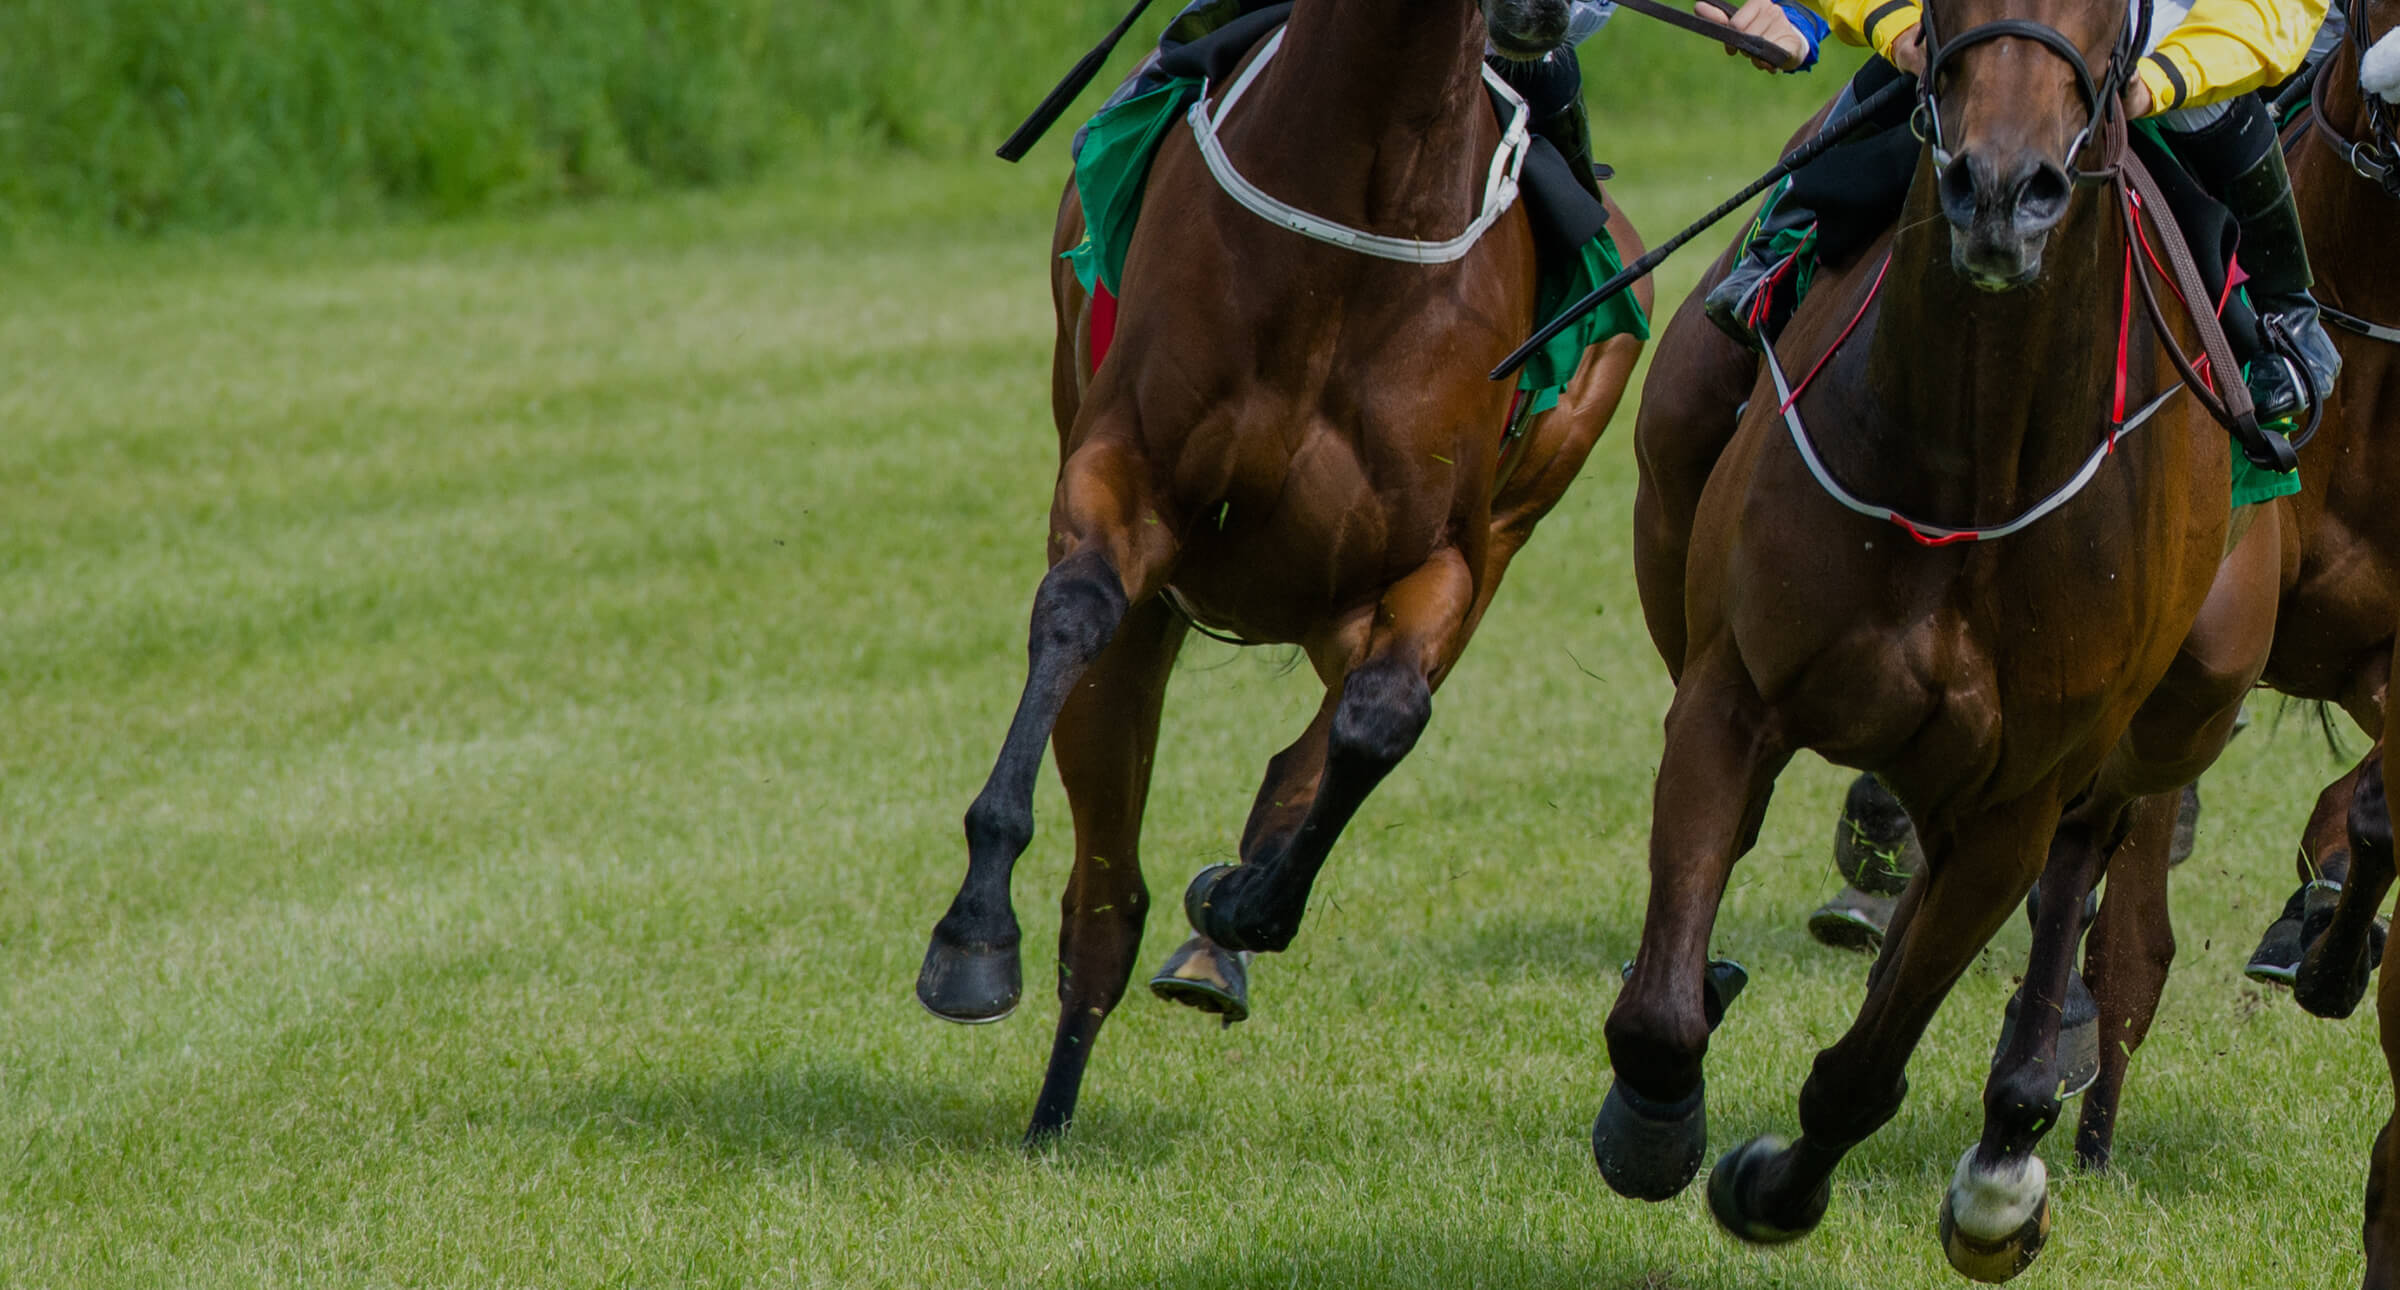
(1182, 550, 1476, 954)
(1150, 687, 1343, 1020)
(2297, 750, 2395, 1019)
(2073, 790, 2180, 1171)
(1024, 595, 1187, 1142)
(919, 438, 1176, 1023)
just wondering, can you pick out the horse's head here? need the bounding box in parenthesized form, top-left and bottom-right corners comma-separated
(1482, 0, 1573, 61)
(1919, 0, 2136, 290)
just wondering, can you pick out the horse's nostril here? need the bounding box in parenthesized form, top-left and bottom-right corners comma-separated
(2015, 162, 2072, 230)
(1938, 155, 1981, 230)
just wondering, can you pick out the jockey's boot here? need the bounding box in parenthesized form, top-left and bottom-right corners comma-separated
(1495, 51, 1604, 204)
(1701, 181, 1816, 350)
(2167, 98, 2343, 426)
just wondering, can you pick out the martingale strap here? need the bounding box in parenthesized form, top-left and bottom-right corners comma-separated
(1760, 254, 2184, 547)
(1185, 26, 1533, 264)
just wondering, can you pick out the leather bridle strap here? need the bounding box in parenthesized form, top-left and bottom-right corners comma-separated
(2310, 0, 2400, 195)
(1914, 5, 2145, 184)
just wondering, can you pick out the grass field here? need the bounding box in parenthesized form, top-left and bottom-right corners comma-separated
(2, 106, 2389, 1288)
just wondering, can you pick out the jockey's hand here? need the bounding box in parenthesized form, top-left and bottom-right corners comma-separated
(2122, 77, 2155, 120)
(1890, 23, 1927, 78)
(1694, 0, 1809, 71)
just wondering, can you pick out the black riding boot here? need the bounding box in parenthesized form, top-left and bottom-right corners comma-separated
(2164, 99, 2344, 424)
(1703, 56, 1917, 349)
(1702, 181, 1819, 348)
(1495, 52, 1604, 203)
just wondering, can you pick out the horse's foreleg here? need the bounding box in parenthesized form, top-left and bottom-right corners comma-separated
(1595, 657, 1790, 1203)
(2296, 749, 2395, 1019)
(919, 438, 1176, 1024)
(1182, 550, 1474, 954)
(1148, 687, 1343, 1021)
(2367, 938, 2400, 1287)
(1023, 595, 1187, 1143)
(1706, 789, 2057, 1255)
(2074, 790, 2179, 1171)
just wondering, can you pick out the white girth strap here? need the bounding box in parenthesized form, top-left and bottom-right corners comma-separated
(1184, 26, 1533, 264)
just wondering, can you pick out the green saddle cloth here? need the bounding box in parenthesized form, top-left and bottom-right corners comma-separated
(1062, 76, 1649, 417)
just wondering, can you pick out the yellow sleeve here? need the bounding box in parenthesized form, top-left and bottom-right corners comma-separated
(1806, 0, 1923, 63)
(2135, 0, 2327, 111)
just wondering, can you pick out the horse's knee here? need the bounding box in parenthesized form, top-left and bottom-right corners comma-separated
(1029, 551, 1129, 665)
(1330, 664, 1431, 771)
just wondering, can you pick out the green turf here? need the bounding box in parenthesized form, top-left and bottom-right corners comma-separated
(0, 116, 2384, 1288)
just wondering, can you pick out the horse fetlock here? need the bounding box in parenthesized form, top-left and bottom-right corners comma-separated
(1706, 1136, 1828, 1244)
(1940, 1148, 2051, 1283)
(964, 790, 1037, 866)
(1183, 863, 1297, 953)
(1592, 1078, 1708, 1200)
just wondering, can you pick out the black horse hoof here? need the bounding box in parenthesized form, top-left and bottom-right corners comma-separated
(1807, 887, 1896, 953)
(916, 934, 1022, 1024)
(1707, 1135, 1827, 1244)
(1592, 1079, 1708, 1201)
(1148, 935, 1252, 1024)
(2293, 881, 2381, 1019)
(1183, 864, 1293, 953)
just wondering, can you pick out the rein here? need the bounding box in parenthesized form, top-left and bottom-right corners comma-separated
(1185, 26, 1533, 264)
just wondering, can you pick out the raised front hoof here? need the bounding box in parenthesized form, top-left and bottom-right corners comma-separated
(1806, 887, 1897, 954)
(916, 936, 1023, 1024)
(1592, 1080, 1707, 1201)
(1183, 864, 1295, 954)
(1939, 1187, 2050, 1283)
(1148, 936, 1252, 1024)
(1706, 1136, 1827, 1245)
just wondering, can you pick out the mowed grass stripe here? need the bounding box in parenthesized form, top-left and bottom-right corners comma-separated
(0, 148, 2384, 1286)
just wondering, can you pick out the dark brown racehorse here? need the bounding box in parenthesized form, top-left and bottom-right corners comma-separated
(1606, 0, 2281, 1277)
(916, 0, 1650, 1143)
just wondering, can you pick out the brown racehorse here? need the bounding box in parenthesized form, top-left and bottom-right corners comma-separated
(915, 0, 1650, 1143)
(1603, 0, 2283, 1278)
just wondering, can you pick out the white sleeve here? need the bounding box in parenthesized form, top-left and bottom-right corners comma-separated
(1566, 0, 1617, 46)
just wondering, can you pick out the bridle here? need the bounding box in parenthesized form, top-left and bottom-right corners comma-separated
(1911, 0, 2151, 185)
(2308, 0, 2400, 199)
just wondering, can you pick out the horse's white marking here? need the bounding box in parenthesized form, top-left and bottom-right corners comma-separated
(2365, 28, 2400, 103)
(1947, 1146, 2049, 1240)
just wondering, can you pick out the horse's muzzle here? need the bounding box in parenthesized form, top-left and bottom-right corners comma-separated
(1485, 0, 1571, 60)
(1939, 149, 2072, 291)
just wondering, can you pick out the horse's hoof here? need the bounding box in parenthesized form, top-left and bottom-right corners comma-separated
(1834, 774, 1922, 896)
(916, 934, 1022, 1024)
(1183, 864, 1291, 953)
(1148, 936, 1251, 1024)
(2293, 880, 2371, 1018)
(1940, 1149, 2051, 1283)
(1593, 1079, 1708, 1200)
(2243, 882, 2309, 987)
(1991, 971, 2100, 1099)
(1806, 887, 1896, 953)
(1706, 1135, 1827, 1244)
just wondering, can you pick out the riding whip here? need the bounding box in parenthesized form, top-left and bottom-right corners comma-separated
(996, 0, 1165, 161)
(1616, 0, 1802, 69)
(1491, 74, 1913, 380)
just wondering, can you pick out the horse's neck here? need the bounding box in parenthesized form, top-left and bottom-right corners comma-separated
(1848, 171, 2126, 521)
(1225, 0, 1494, 237)
(2308, 39, 2400, 304)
